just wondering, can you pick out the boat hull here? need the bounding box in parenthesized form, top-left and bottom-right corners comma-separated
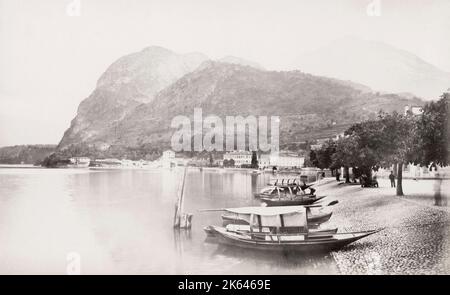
(207, 226, 378, 252)
(204, 226, 337, 238)
(254, 192, 315, 199)
(260, 195, 325, 206)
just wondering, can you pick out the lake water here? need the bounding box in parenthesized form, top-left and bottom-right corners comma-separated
(0, 167, 337, 274)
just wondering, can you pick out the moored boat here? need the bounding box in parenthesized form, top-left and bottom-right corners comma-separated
(254, 182, 317, 200)
(208, 226, 379, 252)
(260, 195, 325, 206)
(205, 224, 337, 238)
(204, 206, 380, 252)
(221, 204, 332, 226)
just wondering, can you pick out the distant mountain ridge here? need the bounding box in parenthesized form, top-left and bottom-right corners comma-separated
(295, 37, 450, 100)
(0, 144, 56, 164)
(57, 46, 424, 159)
(218, 56, 264, 70)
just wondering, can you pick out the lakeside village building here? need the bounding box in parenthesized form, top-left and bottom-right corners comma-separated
(68, 157, 91, 168)
(223, 151, 305, 169)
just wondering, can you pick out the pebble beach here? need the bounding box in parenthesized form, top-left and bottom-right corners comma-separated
(315, 178, 450, 274)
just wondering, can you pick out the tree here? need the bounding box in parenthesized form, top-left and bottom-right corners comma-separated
(251, 151, 258, 169)
(308, 149, 318, 167)
(331, 136, 359, 183)
(313, 140, 336, 170)
(414, 93, 449, 167)
(345, 112, 417, 195)
(377, 112, 417, 196)
(330, 97, 448, 196)
(413, 93, 449, 202)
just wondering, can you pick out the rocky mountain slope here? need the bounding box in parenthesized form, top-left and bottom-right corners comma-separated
(57, 53, 423, 158)
(58, 46, 208, 148)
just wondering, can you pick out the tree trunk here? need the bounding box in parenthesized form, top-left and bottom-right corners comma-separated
(367, 169, 372, 182)
(344, 166, 350, 183)
(396, 162, 404, 196)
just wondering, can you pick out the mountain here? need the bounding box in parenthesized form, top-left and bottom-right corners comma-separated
(0, 144, 56, 164)
(58, 46, 208, 149)
(294, 37, 450, 100)
(218, 56, 264, 70)
(57, 56, 423, 159)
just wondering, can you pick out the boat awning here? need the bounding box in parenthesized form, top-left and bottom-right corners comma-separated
(225, 206, 307, 228)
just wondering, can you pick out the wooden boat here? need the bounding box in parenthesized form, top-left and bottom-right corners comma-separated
(254, 183, 316, 200)
(221, 204, 334, 226)
(204, 206, 380, 252)
(208, 226, 379, 252)
(260, 195, 325, 206)
(204, 224, 337, 238)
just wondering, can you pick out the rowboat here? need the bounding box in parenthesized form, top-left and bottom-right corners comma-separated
(260, 195, 325, 206)
(203, 206, 380, 252)
(207, 225, 379, 252)
(254, 183, 317, 202)
(204, 224, 337, 238)
(220, 204, 335, 226)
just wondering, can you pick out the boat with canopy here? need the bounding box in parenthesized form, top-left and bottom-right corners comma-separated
(204, 206, 379, 252)
(219, 203, 336, 226)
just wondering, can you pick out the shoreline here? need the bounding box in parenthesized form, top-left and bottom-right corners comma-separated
(315, 178, 450, 274)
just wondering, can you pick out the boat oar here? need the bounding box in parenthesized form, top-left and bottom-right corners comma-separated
(198, 208, 227, 212)
(304, 200, 339, 208)
(199, 200, 339, 212)
(327, 200, 339, 206)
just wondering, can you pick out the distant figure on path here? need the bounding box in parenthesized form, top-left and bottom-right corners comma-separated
(336, 170, 341, 181)
(389, 171, 396, 187)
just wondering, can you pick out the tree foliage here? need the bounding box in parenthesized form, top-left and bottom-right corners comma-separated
(414, 93, 449, 166)
(310, 140, 336, 169)
(308, 91, 448, 195)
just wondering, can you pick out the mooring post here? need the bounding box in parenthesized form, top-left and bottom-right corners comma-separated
(173, 167, 192, 229)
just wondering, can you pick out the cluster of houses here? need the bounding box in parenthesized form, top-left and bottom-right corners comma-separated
(67, 103, 430, 171)
(155, 150, 306, 170)
(222, 151, 304, 169)
(64, 101, 448, 179)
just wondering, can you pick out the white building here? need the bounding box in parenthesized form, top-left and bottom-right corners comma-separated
(258, 154, 271, 169)
(162, 150, 175, 159)
(270, 152, 304, 168)
(334, 132, 346, 141)
(404, 105, 423, 116)
(223, 151, 253, 167)
(310, 144, 323, 151)
(223, 150, 304, 168)
(68, 157, 90, 168)
(161, 150, 176, 168)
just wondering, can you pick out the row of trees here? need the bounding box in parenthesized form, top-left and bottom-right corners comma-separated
(310, 92, 449, 196)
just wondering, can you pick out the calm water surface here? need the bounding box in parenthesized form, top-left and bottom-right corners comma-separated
(0, 167, 337, 274)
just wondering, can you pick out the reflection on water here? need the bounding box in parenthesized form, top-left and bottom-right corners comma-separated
(0, 167, 336, 274)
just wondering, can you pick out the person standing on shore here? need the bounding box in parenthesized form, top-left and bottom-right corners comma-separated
(389, 171, 396, 188)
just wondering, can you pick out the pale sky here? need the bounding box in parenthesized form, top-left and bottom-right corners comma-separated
(1, 0, 449, 146)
